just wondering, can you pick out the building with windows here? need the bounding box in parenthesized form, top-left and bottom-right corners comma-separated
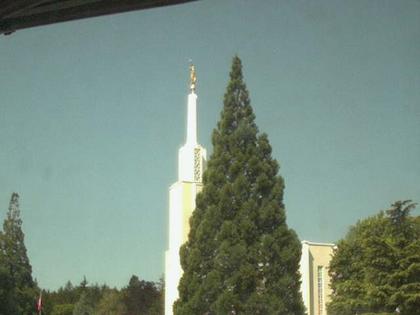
(300, 241, 335, 315)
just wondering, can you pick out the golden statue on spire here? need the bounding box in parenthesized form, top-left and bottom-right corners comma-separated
(190, 63, 197, 92)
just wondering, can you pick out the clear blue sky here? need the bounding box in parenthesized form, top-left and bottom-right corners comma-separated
(1, 0, 419, 290)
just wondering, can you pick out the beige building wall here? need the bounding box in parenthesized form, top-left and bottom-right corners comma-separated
(165, 181, 203, 315)
(300, 241, 335, 315)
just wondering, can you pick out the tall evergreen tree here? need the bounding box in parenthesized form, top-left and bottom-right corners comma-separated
(174, 56, 305, 315)
(0, 192, 37, 315)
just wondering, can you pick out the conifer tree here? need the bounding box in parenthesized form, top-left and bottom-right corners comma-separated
(0, 192, 37, 315)
(174, 56, 305, 315)
(0, 249, 14, 314)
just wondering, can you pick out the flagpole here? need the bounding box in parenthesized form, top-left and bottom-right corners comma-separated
(37, 290, 42, 315)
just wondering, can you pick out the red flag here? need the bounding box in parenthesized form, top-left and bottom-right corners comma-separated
(37, 292, 42, 312)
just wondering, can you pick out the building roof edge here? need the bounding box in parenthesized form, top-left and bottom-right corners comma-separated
(301, 240, 336, 247)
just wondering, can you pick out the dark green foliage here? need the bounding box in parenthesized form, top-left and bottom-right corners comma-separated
(328, 200, 420, 315)
(42, 275, 163, 315)
(0, 257, 14, 315)
(94, 289, 126, 315)
(51, 304, 74, 315)
(43, 281, 79, 314)
(72, 292, 94, 315)
(121, 275, 161, 315)
(148, 276, 165, 315)
(0, 193, 38, 315)
(71, 279, 112, 315)
(80, 277, 88, 290)
(174, 56, 305, 315)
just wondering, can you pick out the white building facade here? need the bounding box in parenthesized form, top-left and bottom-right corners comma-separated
(164, 66, 206, 315)
(300, 241, 335, 315)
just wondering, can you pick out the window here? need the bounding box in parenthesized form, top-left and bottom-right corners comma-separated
(317, 266, 324, 315)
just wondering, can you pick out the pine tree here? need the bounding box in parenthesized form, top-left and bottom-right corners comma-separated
(174, 56, 305, 315)
(0, 247, 14, 314)
(0, 193, 37, 315)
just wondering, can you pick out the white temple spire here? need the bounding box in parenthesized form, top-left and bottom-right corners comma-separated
(165, 64, 206, 315)
(178, 64, 205, 182)
(186, 93, 198, 145)
(186, 64, 197, 145)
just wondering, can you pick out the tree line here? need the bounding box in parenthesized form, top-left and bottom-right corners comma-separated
(0, 193, 163, 315)
(42, 275, 162, 315)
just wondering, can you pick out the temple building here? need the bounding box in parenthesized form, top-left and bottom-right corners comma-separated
(164, 65, 207, 315)
(300, 240, 335, 315)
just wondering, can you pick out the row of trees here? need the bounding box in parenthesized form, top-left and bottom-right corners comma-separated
(43, 275, 162, 315)
(0, 192, 163, 315)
